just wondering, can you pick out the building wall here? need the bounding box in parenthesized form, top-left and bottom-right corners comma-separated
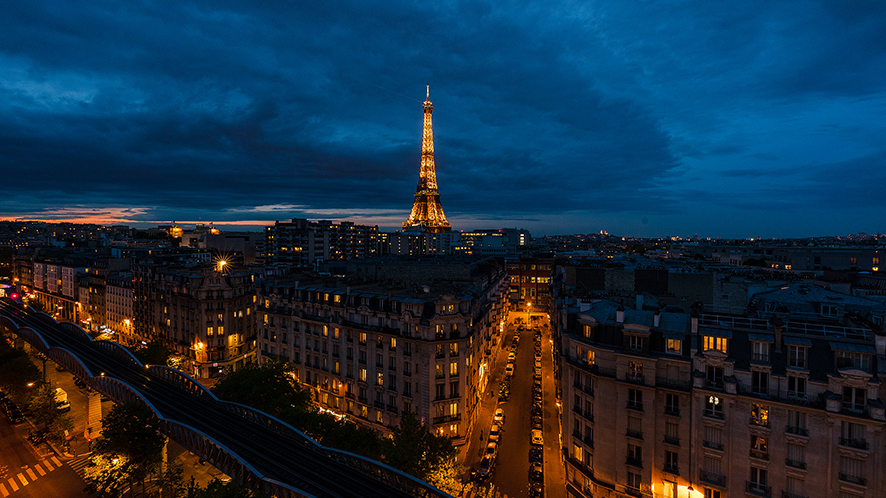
(560, 310, 885, 498)
(256, 267, 507, 440)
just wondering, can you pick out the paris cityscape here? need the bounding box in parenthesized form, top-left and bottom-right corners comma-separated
(2, 2, 885, 498)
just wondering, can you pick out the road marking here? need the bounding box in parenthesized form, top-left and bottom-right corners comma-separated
(35, 464, 46, 476)
(43, 460, 53, 471)
(0, 483, 8, 497)
(26, 468, 37, 480)
(16, 473, 26, 486)
(51, 456, 61, 467)
(6, 479, 17, 492)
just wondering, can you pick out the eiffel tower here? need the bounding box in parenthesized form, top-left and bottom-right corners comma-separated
(403, 86, 452, 233)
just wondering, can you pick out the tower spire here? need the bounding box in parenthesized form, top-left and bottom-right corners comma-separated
(403, 87, 451, 233)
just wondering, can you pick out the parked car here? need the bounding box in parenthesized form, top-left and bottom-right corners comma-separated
(505, 365, 514, 376)
(532, 416, 543, 430)
(485, 441, 498, 458)
(531, 429, 544, 446)
(529, 461, 544, 483)
(475, 455, 495, 480)
(529, 446, 543, 463)
(488, 424, 501, 443)
(6, 409, 25, 424)
(530, 483, 544, 498)
(494, 408, 505, 425)
(28, 428, 50, 444)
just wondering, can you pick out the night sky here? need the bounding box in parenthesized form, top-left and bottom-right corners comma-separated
(2, 1, 885, 237)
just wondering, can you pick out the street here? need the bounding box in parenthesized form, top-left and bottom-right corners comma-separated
(464, 311, 565, 498)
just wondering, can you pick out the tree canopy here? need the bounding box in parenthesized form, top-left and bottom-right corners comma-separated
(0, 340, 42, 406)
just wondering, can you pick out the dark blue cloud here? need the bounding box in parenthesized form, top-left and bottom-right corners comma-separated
(0, 0, 884, 236)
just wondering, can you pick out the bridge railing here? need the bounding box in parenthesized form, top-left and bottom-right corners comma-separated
(147, 365, 219, 400)
(59, 321, 95, 342)
(324, 449, 454, 498)
(218, 401, 321, 451)
(94, 340, 144, 368)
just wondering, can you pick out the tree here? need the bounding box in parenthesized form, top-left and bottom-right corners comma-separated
(131, 341, 173, 366)
(83, 453, 131, 498)
(382, 412, 455, 480)
(192, 478, 262, 498)
(211, 360, 311, 418)
(91, 402, 165, 495)
(0, 340, 42, 406)
(29, 383, 74, 447)
(424, 456, 468, 496)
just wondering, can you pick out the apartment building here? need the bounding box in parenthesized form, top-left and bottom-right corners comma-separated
(256, 258, 508, 441)
(133, 263, 262, 378)
(559, 297, 885, 498)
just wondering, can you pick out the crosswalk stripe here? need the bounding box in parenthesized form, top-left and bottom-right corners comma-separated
(35, 464, 46, 476)
(43, 459, 54, 471)
(6, 479, 17, 492)
(51, 456, 61, 467)
(0, 482, 9, 497)
(16, 474, 26, 486)
(26, 468, 37, 480)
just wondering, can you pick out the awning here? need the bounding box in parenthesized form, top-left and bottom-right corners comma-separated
(748, 333, 774, 343)
(783, 336, 812, 346)
(829, 341, 876, 354)
(699, 327, 732, 338)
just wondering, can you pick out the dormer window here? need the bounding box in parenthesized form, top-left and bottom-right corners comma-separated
(666, 338, 682, 354)
(703, 336, 728, 354)
(832, 342, 874, 372)
(787, 345, 807, 369)
(821, 304, 839, 317)
(629, 336, 644, 352)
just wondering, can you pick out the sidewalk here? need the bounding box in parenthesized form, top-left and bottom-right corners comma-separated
(459, 327, 509, 468)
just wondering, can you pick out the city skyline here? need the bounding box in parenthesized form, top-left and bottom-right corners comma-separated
(1, 1, 885, 238)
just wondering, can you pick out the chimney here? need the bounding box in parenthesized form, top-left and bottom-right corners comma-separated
(636, 294, 644, 310)
(616, 306, 625, 323)
(653, 310, 661, 328)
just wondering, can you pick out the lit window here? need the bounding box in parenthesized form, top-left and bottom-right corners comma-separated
(703, 336, 728, 353)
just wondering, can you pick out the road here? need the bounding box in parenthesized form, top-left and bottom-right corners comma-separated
(463, 311, 565, 498)
(0, 416, 90, 498)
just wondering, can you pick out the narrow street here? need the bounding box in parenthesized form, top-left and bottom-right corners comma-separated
(463, 310, 565, 498)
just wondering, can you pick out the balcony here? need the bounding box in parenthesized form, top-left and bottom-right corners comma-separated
(749, 416, 770, 428)
(702, 439, 724, 451)
(625, 373, 645, 384)
(663, 464, 679, 475)
(703, 408, 724, 420)
(784, 458, 806, 470)
(749, 449, 769, 461)
(582, 436, 594, 448)
(626, 401, 644, 412)
(785, 425, 809, 437)
(663, 435, 680, 446)
(386, 405, 398, 414)
(625, 486, 641, 498)
(746, 481, 771, 498)
(664, 406, 680, 417)
(838, 473, 867, 486)
(699, 470, 726, 487)
(839, 437, 869, 450)
(625, 429, 643, 440)
(625, 456, 642, 468)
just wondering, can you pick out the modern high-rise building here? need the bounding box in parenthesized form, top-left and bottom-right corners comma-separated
(264, 218, 378, 274)
(403, 87, 452, 233)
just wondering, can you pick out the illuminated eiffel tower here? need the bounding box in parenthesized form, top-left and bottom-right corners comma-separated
(403, 86, 452, 233)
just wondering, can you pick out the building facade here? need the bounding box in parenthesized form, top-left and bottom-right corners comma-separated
(559, 298, 886, 498)
(256, 258, 508, 441)
(133, 263, 262, 377)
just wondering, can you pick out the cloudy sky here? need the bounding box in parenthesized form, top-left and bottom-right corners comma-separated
(1, 1, 885, 237)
